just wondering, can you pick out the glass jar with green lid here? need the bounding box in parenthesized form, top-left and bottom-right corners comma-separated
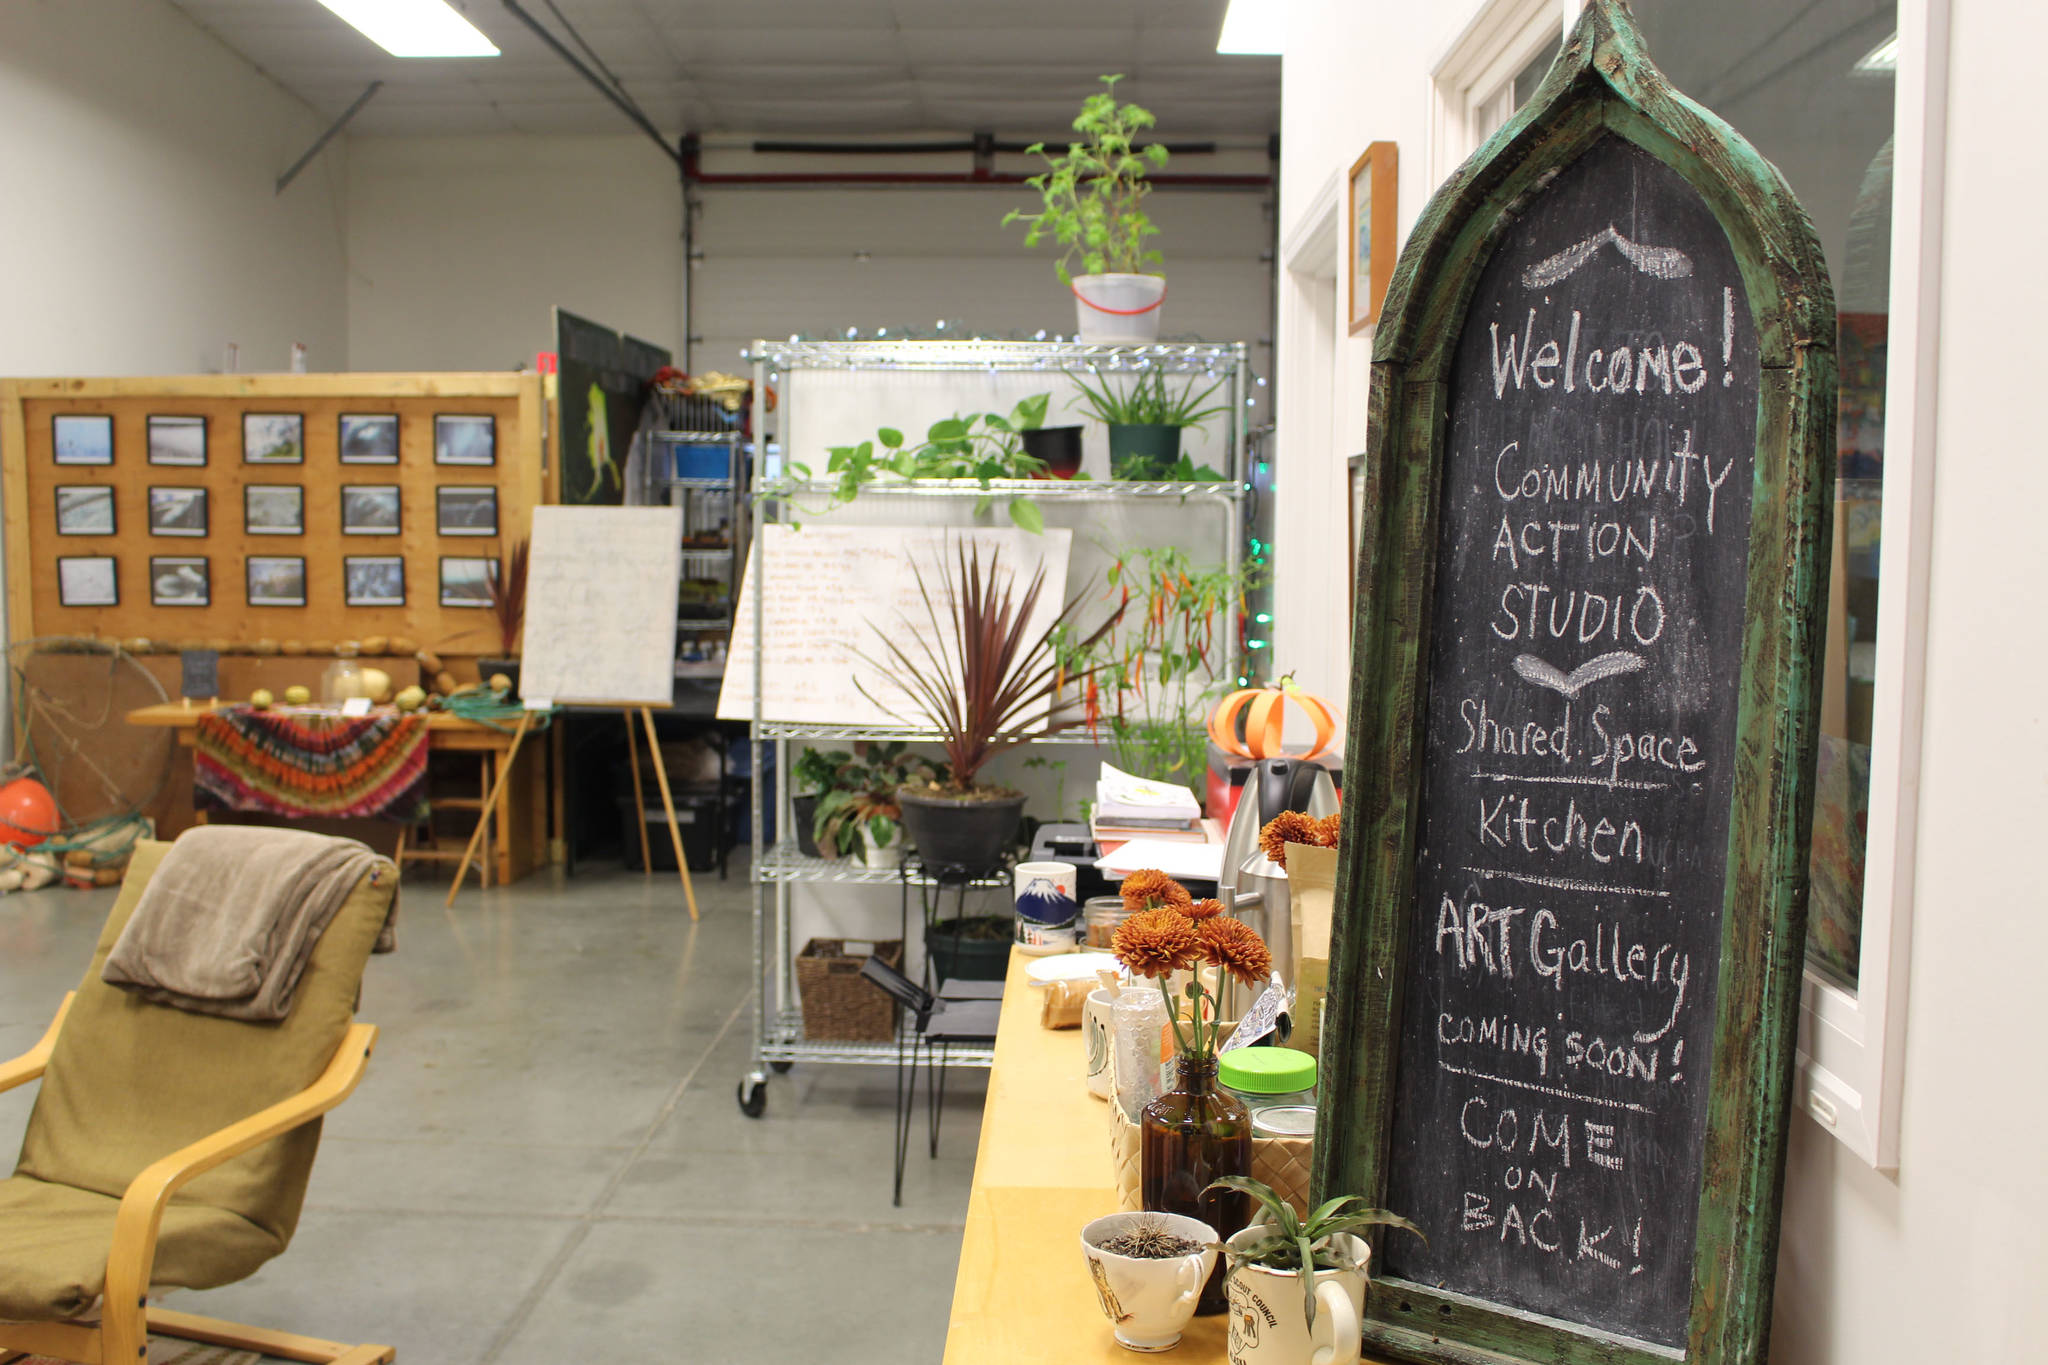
(1217, 1046, 1317, 1113)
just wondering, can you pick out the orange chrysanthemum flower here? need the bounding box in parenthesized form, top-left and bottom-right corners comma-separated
(1196, 915, 1273, 986)
(1112, 907, 1200, 979)
(1119, 869, 1193, 914)
(1259, 810, 1321, 866)
(1183, 897, 1225, 921)
(1315, 812, 1344, 846)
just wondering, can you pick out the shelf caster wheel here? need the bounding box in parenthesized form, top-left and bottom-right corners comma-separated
(737, 1073, 768, 1118)
(770, 1060, 794, 1074)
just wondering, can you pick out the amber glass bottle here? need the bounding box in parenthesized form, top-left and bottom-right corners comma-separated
(1141, 1054, 1252, 1315)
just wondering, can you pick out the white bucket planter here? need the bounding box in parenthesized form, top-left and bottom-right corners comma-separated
(1073, 273, 1166, 343)
(861, 822, 904, 871)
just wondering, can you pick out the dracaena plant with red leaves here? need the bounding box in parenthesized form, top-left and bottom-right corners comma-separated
(854, 542, 1122, 795)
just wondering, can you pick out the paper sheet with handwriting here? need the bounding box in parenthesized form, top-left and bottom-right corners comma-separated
(520, 505, 683, 706)
(717, 525, 1072, 726)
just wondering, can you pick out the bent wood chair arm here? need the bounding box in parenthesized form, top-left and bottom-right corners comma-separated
(0, 993, 75, 1095)
(101, 1022, 379, 1327)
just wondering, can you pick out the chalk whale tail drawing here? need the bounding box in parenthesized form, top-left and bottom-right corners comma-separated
(1511, 650, 1647, 700)
(1520, 225, 1695, 289)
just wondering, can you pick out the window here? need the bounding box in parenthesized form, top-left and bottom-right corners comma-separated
(1432, 0, 1944, 1166)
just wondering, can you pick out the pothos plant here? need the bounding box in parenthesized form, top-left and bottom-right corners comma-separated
(763, 394, 1058, 534)
(1204, 1175, 1425, 1334)
(1003, 74, 1170, 283)
(812, 743, 945, 858)
(1056, 546, 1260, 785)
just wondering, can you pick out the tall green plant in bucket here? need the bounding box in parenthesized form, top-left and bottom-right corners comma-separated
(1004, 75, 1170, 341)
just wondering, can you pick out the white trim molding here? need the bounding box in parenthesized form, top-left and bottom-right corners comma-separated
(1427, 0, 1580, 185)
(1795, 0, 1948, 1172)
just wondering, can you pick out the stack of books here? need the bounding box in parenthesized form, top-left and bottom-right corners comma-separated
(1090, 764, 1216, 849)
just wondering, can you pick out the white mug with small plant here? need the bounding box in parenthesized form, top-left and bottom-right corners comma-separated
(1080, 1210, 1220, 1353)
(1205, 1175, 1424, 1365)
(1005, 74, 1170, 342)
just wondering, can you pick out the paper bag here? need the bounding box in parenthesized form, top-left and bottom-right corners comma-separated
(1286, 842, 1337, 1059)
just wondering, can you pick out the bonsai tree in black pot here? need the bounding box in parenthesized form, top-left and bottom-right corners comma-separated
(856, 541, 1121, 877)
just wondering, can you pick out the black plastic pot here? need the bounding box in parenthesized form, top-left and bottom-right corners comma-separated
(925, 917, 1015, 984)
(478, 657, 520, 700)
(1022, 425, 1085, 479)
(1107, 423, 1183, 478)
(897, 788, 1024, 877)
(792, 792, 822, 858)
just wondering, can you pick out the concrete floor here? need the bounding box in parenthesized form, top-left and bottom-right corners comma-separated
(0, 859, 987, 1363)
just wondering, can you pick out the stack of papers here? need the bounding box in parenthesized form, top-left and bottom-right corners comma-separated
(1092, 763, 1207, 846)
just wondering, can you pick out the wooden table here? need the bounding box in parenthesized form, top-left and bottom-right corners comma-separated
(124, 701, 547, 886)
(943, 950, 1230, 1362)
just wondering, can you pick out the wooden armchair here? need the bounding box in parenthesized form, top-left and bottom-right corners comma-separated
(0, 838, 396, 1365)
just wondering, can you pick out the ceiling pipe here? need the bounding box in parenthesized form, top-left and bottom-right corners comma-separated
(500, 0, 682, 170)
(682, 145, 1269, 189)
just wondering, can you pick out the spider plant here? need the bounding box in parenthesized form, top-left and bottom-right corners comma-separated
(853, 542, 1123, 796)
(1070, 370, 1231, 432)
(1204, 1175, 1425, 1334)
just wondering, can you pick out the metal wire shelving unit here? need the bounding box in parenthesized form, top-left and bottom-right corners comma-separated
(735, 339, 1249, 1118)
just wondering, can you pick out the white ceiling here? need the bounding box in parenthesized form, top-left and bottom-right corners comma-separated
(167, 0, 1281, 139)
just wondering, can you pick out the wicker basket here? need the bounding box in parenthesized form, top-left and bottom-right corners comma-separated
(795, 938, 903, 1042)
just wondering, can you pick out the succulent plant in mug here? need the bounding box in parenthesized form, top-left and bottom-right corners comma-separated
(1204, 1175, 1425, 1333)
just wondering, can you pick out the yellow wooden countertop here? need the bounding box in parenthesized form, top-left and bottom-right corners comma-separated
(942, 950, 1230, 1363)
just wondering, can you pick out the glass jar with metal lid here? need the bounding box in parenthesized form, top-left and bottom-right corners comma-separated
(1217, 1047, 1317, 1113)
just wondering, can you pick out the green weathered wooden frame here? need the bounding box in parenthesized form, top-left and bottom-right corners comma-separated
(1311, 4, 1836, 1365)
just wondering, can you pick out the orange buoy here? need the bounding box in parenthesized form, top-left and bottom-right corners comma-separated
(0, 777, 59, 849)
(1207, 677, 1339, 761)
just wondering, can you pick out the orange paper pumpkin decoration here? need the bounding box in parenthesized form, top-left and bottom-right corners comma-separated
(1207, 680, 1338, 761)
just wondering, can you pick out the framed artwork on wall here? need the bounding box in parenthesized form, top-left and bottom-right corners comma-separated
(341, 485, 401, 535)
(147, 415, 207, 466)
(338, 413, 399, 464)
(149, 556, 209, 607)
(52, 414, 113, 466)
(246, 555, 308, 607)
(57, 556, 118, 607)
(245, 485, 306, 536)
(243, 413, 304, 464)
(436, 485, 498, 536)
(434, 414, 496, 466)
(344, 556, 405, 607)
(147, 486, 209, 537)
(440, 556, 495, 607)
(55, 486, 116, 536)
(1347, 141, 1399, 334)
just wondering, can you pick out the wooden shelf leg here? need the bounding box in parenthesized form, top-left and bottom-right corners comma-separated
(445, 709, 533, 909)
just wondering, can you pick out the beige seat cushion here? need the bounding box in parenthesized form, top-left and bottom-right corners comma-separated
(2, 837, 392, 1322)
(0, 1175, 282, 1321)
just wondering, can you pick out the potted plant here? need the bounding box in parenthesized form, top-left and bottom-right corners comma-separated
(1079, 1211, 1220, 1353)
(1205, 1175, 1423, 1363)
(478, 537, 530, 698)
(1005, 75, 1171, 342)
(768, 396, 1057, 533)
(855, 541, 1123, 875)
(1071, 370, 1231, 479)
(812, 744, 942, 865)
(791, 747, 855, 858)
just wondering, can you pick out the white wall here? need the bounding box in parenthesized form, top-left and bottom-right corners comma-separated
(1275, 1, 2048, 1362)
(345, 135, 1275, 402)
(344, 134, 686, 372)
(0, 0, 349, 377)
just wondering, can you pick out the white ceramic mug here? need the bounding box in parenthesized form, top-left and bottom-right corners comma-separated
(1222, 1225, 1368, 1365)
(1014, 860, 1079, 925)
(1080, 1211, 1220, 1352)
(1084, 987, 1119, 1098)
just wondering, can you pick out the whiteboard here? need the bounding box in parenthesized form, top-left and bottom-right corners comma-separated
(717, 525, 1073, 726)
(520, 505, 683, 706)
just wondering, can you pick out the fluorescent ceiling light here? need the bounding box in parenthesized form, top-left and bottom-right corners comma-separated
(1853, 32, 1898, 75)
(1217, 0, 1285, 56)
(316, 0, 499, 58)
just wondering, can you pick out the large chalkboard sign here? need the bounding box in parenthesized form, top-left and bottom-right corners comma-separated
(1381, 131, 1753, 1351)
(1316, 6, 1834, 1365)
